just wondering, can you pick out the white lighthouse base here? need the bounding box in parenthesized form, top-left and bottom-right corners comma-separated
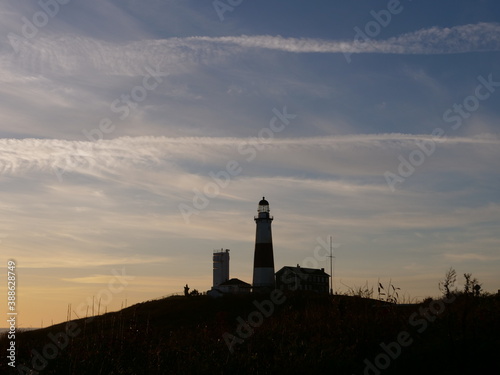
(252, 267, 275, 291)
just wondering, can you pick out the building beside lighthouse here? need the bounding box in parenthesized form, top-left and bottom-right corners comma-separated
(252, 197, 275, 291)
(276, 265, 329, 293)
(208, 249, 251, 297)
(213, 249, 230, 288)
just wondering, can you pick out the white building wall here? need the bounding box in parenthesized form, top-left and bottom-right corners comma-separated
(213, 250, 229, 287)
(252, 267, 275, 288)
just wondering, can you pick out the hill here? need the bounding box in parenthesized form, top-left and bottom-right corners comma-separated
(1, 292, 499, 374)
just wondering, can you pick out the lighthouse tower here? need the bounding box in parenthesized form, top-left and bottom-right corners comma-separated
(252, 197, 275, 291)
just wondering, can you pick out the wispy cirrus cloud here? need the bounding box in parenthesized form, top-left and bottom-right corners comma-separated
(444, 253, 500, 262)
(0, 134, 498, 182)
(22, 254, 171, 270)
(3, 23, 499, 78)
(188, 23, 500, 55)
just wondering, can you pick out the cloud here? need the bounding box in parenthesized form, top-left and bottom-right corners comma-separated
(3, 23, 499, 78)
(188, 23, 500, 55)
(443, 253, 500, 262)
(0, 134, 498, 179)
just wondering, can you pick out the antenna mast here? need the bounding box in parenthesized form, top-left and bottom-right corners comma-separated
(328, 235, 335, 295)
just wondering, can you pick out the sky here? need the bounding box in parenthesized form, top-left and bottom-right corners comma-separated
(0, 0, 499, 327)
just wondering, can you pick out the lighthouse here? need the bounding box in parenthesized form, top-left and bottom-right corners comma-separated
(252, 197, 275, 291)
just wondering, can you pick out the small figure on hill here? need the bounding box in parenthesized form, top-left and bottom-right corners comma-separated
(184, 284, 190, 296)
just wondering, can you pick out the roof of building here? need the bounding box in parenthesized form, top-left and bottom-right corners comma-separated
(276, 266, 330, 277)
(259, 197, 269, 206)
(219, 278, 251, 287)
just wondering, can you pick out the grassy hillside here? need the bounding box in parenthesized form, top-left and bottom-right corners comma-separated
(1, 293, 499, 374)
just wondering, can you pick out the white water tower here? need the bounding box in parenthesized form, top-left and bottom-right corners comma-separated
(213, 249, 230, 287)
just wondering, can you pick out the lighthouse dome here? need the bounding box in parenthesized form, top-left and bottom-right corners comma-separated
(259, 197, 269, 206)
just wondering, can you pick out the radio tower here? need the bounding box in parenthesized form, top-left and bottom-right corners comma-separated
(252, 197, 275, 291)
(328, 236, 335, 295)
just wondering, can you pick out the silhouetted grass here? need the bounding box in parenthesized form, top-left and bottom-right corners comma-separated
(1, 293, 499, 374)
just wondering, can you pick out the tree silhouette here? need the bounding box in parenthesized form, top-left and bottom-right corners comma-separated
(439, 267, 457, 298)
(464, 273, 481, 296)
